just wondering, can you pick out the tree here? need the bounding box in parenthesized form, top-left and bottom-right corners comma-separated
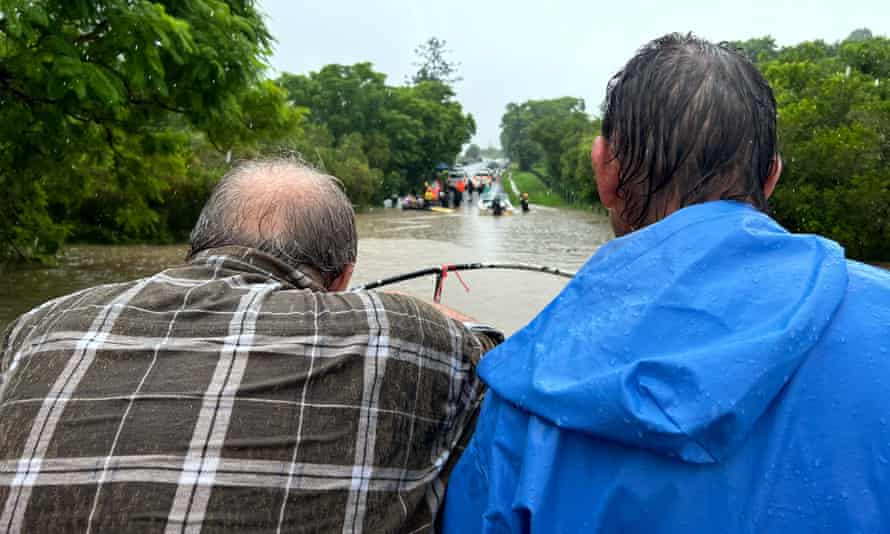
(750, 33, 890, 260)
(410, 37, 462, 85)
(0, 0, 297, 261)
(280, 64, 388, 145)
(526, 97, 590, 181)
(279, 64, 474, 195)
(479, 146, 504, 159)
(847, 28, 874, 42)
(501, 102, 542, 170)
(559, 127, 601, 205)
(499, 97, 599, 204)
(728, 36, 779, 63)
(500, 97, 591, 174)
(388, 80, 476, 184)
(464, 144, 481, 161)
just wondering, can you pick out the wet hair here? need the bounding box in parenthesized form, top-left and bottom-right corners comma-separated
(187, 158, 357, 285)
(601, 33, 778, 228)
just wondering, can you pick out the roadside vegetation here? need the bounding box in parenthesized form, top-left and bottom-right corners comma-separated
(734, 31, 890, 260)
(0, 1, 471, 263)
(506, 165, 567, 208)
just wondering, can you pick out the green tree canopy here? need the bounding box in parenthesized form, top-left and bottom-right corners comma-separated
(278, 63, 475, 196)
(847, 28, 874, 42)
(464, 143, 481, 161)
(499, 97, 599, 204)
(756, 33, 890, 260)
(0, 0, 298, 260)
(729, 36, 779, 63)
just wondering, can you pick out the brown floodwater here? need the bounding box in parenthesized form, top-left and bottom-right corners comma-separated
(1, 203, 613, 335)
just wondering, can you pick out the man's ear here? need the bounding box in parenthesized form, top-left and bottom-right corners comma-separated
(328, 263, 355, 292)
(764, 155, 782, 200)
(592, 136, 620, 208)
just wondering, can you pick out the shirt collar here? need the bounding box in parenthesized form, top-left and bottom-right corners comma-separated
(188, 246, 328, 291)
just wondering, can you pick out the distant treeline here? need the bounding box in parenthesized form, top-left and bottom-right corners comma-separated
(499, 29, 890, 261)
(0, 1, 473, 262)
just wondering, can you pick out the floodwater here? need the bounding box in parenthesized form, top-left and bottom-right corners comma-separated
(0, 202, 613, 335)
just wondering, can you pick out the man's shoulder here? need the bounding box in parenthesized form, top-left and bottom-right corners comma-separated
(6, 279, 146, 341)
(0, 278, 150, 394)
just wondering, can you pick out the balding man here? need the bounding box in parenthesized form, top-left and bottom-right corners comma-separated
(0, 159, 499, 533)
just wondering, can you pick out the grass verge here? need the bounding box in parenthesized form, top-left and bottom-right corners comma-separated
(505, 165, 567, 207)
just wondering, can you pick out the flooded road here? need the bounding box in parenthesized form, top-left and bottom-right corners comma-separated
(0, 202, 612, 334)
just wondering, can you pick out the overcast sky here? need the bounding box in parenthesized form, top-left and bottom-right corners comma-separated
(260, 0, 889, 147)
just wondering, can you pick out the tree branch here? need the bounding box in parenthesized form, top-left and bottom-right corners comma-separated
(205, 132, 228, 155)
(0, 77, 59, 106)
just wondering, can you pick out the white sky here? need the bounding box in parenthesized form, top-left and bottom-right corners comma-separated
(260, 0, 889, 147)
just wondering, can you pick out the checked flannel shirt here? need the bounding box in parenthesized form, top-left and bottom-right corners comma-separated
(0, 246, 493, 533)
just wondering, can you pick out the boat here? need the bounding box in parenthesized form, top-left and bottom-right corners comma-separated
(429, 206, 456, 214)
(477, 191, 514, 216)
(352, 262, 575, 304)
(400, 201, 456, 214)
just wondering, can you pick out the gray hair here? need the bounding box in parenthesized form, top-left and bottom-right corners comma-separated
(187, 158, 357, 284)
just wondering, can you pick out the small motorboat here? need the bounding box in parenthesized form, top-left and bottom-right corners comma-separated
(400, 197, 455, 214)
(478, 192, 514, 216)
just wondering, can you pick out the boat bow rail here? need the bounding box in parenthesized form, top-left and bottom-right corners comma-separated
(351, 262, 576, 303)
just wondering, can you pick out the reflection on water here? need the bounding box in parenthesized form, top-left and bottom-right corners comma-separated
(0, 244, 189, 331)
(1, 204, 612, 334)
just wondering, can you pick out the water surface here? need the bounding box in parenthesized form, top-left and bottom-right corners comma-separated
(1, 204, 612, 335)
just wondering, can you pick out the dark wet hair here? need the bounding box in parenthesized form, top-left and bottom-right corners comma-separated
(601, 33, 778, 228)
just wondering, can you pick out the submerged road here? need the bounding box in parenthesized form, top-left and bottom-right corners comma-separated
(1, 188, 611, 334)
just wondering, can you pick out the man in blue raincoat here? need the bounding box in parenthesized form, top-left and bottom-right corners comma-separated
(444, 33, 890, 533)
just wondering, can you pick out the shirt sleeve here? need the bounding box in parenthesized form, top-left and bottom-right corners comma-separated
(460, 322, 504, 359)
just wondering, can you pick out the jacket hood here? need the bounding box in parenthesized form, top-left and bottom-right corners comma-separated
(479, 201, 848, 464)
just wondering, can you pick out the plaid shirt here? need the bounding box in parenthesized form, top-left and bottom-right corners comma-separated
(0, 246, 492, 533)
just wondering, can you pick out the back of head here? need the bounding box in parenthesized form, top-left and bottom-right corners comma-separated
(602, 33, 778, 228)
(187, 158, 357, 285)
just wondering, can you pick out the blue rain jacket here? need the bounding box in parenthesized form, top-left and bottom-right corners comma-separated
(444, 201, 890, 533)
